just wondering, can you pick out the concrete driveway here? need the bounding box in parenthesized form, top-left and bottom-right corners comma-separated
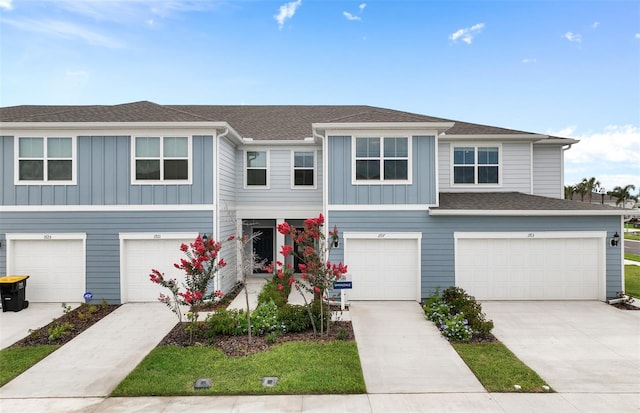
(0, 303, 79, 349)
(482, 301, 640, 393)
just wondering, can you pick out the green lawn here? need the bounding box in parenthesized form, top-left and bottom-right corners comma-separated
(112, 341, 365, 396)
(625, 265, 640, 298)
(625, 253, 640, 262)
(625, 233, 640, 241)
(452, 342, 550, 392)
(0, 345, 59, 387)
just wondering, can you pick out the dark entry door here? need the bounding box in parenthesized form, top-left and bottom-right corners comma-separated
(253, 227, 274, 273)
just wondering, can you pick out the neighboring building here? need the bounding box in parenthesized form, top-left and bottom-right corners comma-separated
(0, 101, 632, 304)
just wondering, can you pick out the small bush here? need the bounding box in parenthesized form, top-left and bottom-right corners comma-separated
(441, 287, 493, 336)
(439, 313, 473, 341)
(48, 322, 74, 342)
(257, 276, 290, 308)
(251, 300, 286, 336)
(277, 304, 311, 333)
(206, 309, 243, 336)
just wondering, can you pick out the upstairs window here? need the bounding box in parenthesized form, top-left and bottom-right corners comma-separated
(246, 150, 268, 187)
(133, 136, 190, 183)
(453, 146, 500, 184)
(354, 137, 409, 183)
(292, 151, 315, 188)
(17, 136, 75, 184)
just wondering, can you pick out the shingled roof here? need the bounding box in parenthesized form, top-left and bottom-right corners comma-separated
(1, 101, 547, 141)
(431, 192, 632, 215)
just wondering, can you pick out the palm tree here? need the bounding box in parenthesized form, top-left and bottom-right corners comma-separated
(564, 185, 575, 200)
(607, 184, 639, 208)
(574, 181, 589, 202)
(581, 177, 601, 203)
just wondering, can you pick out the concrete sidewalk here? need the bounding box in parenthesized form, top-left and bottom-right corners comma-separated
(349, 301, 484, 394)
(0, 303, 176, 398)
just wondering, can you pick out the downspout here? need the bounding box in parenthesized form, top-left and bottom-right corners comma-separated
(312, 128, 327, 238)
(214, 127, 229, 292)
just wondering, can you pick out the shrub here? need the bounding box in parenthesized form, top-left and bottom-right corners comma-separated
(441, 287, 494, 336)
(251, 300, 286, 336)
(206, 309, 243, 336)
(277, 304, 311, 333)
(439, 313, 473, 341)
(258, 276, 290, 308)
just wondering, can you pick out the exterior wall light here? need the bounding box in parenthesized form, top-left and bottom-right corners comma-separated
(202, 234, 209, 242)
(610, 232, 620, 247)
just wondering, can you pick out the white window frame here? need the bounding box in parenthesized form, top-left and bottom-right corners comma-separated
(131, 136, 192, 185)
(244, 149, 270, 189)
(291, 150, 317, 189)
(450, 143, 502, 187)
(14, 136, 77, 185)
(351, 136, 412, 185)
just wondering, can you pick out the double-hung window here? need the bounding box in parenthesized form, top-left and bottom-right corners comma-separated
(453, 145, 500, 184)
(246, 150, 268, 187)
(292, 151, 315, 188)
(17, 136, 75, 184)
(354, 137, 409, 183)
(133, 136, 190, 183)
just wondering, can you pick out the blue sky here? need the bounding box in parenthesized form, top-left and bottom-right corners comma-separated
(1, 0, 638, 194)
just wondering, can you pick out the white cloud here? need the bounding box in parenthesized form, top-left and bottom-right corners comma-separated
(450, 23, 485, 44)
(552, 125, 640, 190)
(0, 17, 121, 48)
(564, 32, 582, 43)
(274, 0, 302, 30)
(591, 21, 600, 29)
(635, 33, 640, 39)
(0, 0, 12, 11)
(343, 11, 360, 21)
(359, 3, 366, 12)
(522, 58, 537, 64)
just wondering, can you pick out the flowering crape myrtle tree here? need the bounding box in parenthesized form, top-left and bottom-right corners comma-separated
(269, 214, 347, 336)
(149, 235, 226, 343)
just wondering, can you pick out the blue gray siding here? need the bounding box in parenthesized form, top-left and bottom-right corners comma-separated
(533, 145, 563, 199)
(235, 147, 323, 207)
(0, 210, 213, 303)
(328, 211, 621, 300)
(328, 135, 436, 205)
(1, 135, 214, 206)
(217, 136, 238, 291)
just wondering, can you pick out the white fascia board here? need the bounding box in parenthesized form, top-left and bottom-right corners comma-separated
(6, 232, 87, 240)
(119, 232, 198, 240)
(454, 231, 606, 239)
(328, 204, 433, 211)
(440, 133, 548, 142)
(0, 204, 215, 212)
(239, 140, 320, 148)
(429, 209, 638, 216)
(313, 122, 455, 134)
(235, 206, 322, 220)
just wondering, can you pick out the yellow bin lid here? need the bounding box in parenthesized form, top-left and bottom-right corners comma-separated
(0, 275, 29, 283)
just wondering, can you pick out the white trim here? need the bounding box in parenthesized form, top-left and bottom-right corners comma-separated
(343, 232, 422, 301)
(235, 206, 322, 220)
(14, 136, 78, 185)
(344, 231, 422, 240)
(1, 122, 229, 133)
(440, 133, 549, 141)
(130, 135, 193, 185)
(351, 136, 413, 185)
(328, 204, 432, 211)
(313, 122, 454, 134)
(429, 209, 636, 216)
(291, 150, 317, 189)
(434, 134, 440, 207)
(119, 232, 198, 240)
(0, 204, 215, 212)
(454, 231, 606, 240)
(450, 143, 502, 187)
(6, 232, 87, 241)
(529, 142, 534, 195)
(244, 149, 270, 189)
(620, 216, 625, 295)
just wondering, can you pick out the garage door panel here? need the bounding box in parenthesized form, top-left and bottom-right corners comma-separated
(11, 240, 85, 302)
(456, 237, 601, 300)
(123, 239, 192, 302)
(347, 237, 419, 301)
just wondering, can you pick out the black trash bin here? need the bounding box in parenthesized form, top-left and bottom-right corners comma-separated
(0, 275, 30, 312)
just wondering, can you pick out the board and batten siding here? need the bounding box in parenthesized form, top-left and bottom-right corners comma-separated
(235, 147, 323, 207)
(328, 211, 622, 300)
(0, 135, 214, 206)
(533, 145, 563, 199)
(328, 135, 437, 205)
(439, 141, 532, 193)
(0, 210, 213, 304)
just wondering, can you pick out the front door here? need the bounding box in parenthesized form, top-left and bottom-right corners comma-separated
(253, 227, 274, 273)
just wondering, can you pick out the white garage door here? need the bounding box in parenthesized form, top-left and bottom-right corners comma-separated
(346, 237, 420, 300)
(121, 237, 193, 302)
(10, 238, 85, 302)
(456, 235, 603, 300)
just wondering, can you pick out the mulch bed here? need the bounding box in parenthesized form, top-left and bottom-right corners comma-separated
(159, 321, 355, 357)
(10, 303, 120, 348)
(611, 302, 640, 310)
